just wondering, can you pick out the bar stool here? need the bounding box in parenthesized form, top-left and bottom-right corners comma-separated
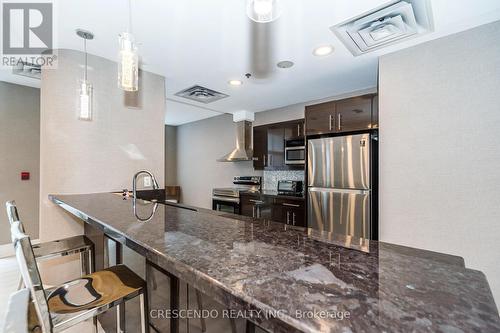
(6, 201, 95, 276)
(10, 220, 149, 333)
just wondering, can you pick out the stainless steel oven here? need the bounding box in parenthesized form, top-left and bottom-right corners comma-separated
(212, 192, 240, 214)
(212, 176, 262, 215)
(285, 139, 305, 165)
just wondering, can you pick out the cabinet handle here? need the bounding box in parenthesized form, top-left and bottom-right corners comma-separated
(337, 113, 342, 131)
(297, 124, 300, 137)
(328, 115, 333, 131)
(269, 154, 273, 166)
(263, 154, 266, 166)
(286, 211, 290, 225)
(249, 199, 264, 204)
(282, 203, 300, 208)
(252, 205, 256, 218)
(292, 212, 296, 226)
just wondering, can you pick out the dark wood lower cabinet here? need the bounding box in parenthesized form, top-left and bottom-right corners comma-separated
(240, 194, 306, 227)
(240, 193, 273, 219)
(240, 194, 256, 217)
(274, 198, 306, 227)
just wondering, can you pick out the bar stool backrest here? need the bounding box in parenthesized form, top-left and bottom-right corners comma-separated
(6, 201, 26, 233)
(11, 221, 53, 332)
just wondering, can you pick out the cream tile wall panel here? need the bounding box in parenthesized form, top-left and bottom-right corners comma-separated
(379, 21, 500, 310)
(40, 49, 165, 242)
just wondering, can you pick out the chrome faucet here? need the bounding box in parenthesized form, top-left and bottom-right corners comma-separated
(132, 170, 160, 198)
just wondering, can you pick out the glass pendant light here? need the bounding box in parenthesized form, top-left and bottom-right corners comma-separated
(247, 0, 282, 23)
(76, 29, 94, 121)
(118, 0, 139, 91)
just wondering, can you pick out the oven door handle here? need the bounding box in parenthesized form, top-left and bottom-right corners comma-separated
(282, 203, 300, 208)
(249, 199, 265, 204)
(212, 196, 240, 203)
(285, 146, 305, 151)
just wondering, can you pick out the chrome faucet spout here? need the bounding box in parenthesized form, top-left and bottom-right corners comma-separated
(132, 170, 160, 198)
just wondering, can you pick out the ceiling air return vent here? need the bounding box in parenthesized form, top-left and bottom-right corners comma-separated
(175, 85, 229, 104)
(331, 0, 433, 56)
(12, 61, 42, 79)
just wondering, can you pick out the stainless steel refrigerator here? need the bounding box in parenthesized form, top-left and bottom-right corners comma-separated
(308, 133, 374, 239)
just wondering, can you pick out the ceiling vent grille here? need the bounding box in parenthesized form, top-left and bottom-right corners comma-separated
(12, 61, 42, 79)
(175, 85, 229, 104)
(331, 0, 433, 56)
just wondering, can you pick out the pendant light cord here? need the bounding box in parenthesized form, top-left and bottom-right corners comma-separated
(128, 0, 133, 33)
(84, 38, 88, 81)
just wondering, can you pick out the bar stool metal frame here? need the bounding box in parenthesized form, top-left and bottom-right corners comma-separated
(10, 220, 150, 333)
(6, 201, 95, 277)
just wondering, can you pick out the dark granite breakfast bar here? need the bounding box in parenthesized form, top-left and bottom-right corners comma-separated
(49, 192, 500, 333)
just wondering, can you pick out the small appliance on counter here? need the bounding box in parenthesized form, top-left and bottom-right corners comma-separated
(212, 176, 261, 214)
(277, 180, 303, 196)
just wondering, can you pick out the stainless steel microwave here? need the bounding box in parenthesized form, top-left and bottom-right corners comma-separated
(285, 139, 305, 165)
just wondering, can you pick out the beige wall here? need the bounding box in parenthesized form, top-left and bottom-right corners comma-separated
(165, 125, 178, 186)
(379, 21, 500, 308)
(40, 49, 165, 242)
(0, 82, 40, 244)
(176, 114, 260, 208)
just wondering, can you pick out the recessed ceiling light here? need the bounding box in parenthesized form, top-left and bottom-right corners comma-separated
(277, 60, 294, 69)
(313, 45, 334, 57)
(228, 80, 243, 86)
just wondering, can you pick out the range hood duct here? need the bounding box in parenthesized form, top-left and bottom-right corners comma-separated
(217, 121, 254, 162)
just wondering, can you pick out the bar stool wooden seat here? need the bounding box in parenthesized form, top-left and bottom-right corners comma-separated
(10, 220, 149, 333)
(6, 201, 95, 276)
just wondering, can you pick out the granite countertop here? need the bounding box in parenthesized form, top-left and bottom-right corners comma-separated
(49, 192, 500, 333)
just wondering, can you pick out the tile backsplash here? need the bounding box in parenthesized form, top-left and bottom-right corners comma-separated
(263, 170, 305, 190)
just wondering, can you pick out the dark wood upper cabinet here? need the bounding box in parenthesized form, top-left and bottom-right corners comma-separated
(305, 101, 336, 136)
(267, 126, 285, 169)
(335, 95, 373, 132)
(305, 94, 378, 135)
(284, 119, 305, 139)
(253, 119, 305, 170)
(253, 126, 267, 169)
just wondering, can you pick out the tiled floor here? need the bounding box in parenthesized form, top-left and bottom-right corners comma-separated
(0, 255, 21, 330)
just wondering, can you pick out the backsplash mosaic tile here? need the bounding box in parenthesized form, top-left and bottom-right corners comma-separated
(263, 170, 305, 190)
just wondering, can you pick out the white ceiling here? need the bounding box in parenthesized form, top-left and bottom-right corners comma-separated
(1, 0, 500, 125)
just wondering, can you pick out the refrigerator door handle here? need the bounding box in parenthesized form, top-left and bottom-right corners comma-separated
(308, 187, 371, 195)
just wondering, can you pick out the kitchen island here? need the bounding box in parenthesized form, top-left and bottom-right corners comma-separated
(49, 192, 500, 333)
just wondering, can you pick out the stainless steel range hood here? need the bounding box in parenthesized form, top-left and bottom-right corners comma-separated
(217, 120, 254, 162)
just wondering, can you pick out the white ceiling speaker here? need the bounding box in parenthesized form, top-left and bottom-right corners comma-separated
(331, 0, 434, 56)
(247, 0, 282, 23)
